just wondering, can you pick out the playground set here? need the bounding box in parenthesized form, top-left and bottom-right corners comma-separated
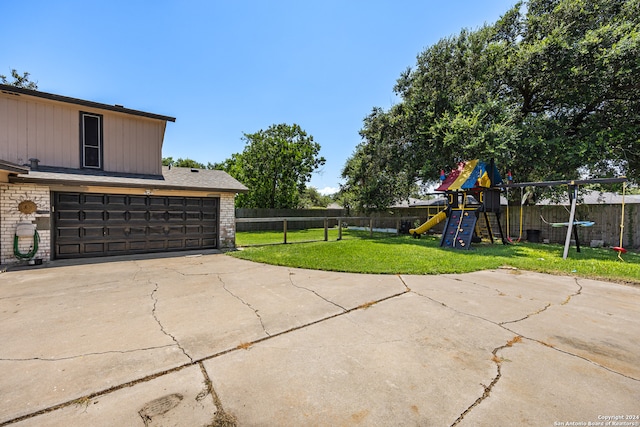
(409, 159, 628, 259)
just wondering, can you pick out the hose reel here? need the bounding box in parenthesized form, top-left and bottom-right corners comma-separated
(14, 222, 40, 260)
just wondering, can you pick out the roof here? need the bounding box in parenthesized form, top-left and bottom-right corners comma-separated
(10, 166, 248, 193)
(0, 84, 176, 123)
(0, 159, 29, 174)
(436, 160, 503, 191)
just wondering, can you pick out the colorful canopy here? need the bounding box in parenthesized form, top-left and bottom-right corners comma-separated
(435, 160, 502, 191)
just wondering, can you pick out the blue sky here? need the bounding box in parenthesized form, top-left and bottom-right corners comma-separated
(2, 0, 516, 194)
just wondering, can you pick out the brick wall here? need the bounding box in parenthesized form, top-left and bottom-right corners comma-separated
(1, 183, 51, 264)
(219, 193, 236, 249)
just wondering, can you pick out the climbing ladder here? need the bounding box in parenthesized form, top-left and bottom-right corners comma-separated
(475, 212, 505, 243)
(441, 209, 477, 249)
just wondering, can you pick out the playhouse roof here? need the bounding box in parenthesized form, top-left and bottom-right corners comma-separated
(436, 160, 502, 192)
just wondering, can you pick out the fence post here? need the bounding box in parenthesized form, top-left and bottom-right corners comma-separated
(283, 219, 287, 244)
(338, 219, 343, 240)
(370, 218, 374, 237)
(324, 218, 328, 241)
(396, 218, 400, 235)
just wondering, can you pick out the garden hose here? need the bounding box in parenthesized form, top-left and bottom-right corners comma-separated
(13, 230, 40, 260)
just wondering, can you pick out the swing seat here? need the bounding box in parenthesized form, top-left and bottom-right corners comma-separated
(550, 220, 595, 228)
(612, 246, 627, 254)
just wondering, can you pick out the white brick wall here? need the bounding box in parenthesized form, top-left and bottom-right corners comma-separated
(1, 183, 51, 264)
(219, 193, 236, 249)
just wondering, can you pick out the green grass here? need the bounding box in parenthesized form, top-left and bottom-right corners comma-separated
(235, 228, 396, 246)
(231, 231, 640, 284)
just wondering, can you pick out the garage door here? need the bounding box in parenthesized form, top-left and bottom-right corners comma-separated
(53, 192, 218, 259)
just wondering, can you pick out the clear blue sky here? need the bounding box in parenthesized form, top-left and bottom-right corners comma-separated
(2, 0, 516, 194)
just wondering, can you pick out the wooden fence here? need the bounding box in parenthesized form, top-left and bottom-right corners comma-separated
(504, 204, 638, 249)
(235, 204, 638, 249)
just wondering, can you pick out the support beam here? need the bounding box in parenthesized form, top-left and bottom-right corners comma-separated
(563, 186, 578, 259)
(500, 176, 627, 188)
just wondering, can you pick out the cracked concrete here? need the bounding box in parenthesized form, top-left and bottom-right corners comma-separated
(150, 284, 194, 362)
(1, 255, 639, 426)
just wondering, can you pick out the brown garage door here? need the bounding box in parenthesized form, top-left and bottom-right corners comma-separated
(53, 192, 218, 259)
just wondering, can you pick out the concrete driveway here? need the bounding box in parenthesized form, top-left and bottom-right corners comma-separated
(1, 253, 638, 426)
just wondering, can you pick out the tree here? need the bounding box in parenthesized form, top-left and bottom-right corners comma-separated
(0, 69, 38, 89)
(343, 0, 640, 210)
(162, 157, 212, 169)
(214, 123, 325, 209)
(298, 187, 332, 208)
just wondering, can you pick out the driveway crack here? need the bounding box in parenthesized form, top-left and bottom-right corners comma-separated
(217, 276, 271, 336)
(411, 285, 638, 426)
(151, 284, 193, 363)
(450, 336, 522, 426)
(287, 271, 347, 312)
(0, 345, 176, 362)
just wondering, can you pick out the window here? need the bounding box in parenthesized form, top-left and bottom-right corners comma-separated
(80, 112, 103, 169)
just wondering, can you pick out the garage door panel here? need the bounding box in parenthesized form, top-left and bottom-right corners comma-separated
(57, 227, 80, 238)
(57, 193, 81, 204)
(146, 240, 167, 250)
(82, 210, 106, 221)
(129, 241, 147, 250)
(129, 196, 147, 206)
(82, 227, 105, 238)
(54, 192, 219, 259)
(148, 198, 167, 207)
(128, 227, 147, 236)
(106, 195, 127, 205)
(58, 244, 81, 255)
(148, 226, 167, 236)
(202, 226, 217, 234)
(185, 239, 201, 247)
(201, 238, 216, 246)
(107, 242, 127, 252)
(81, 194, 105, 205)
(56, 210, 81, 221)
(84, 243, 105, 253)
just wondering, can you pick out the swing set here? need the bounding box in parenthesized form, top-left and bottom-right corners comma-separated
(502, 176, 628, 260)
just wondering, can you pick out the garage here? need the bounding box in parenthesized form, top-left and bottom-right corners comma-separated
(53, 192, 218, 259)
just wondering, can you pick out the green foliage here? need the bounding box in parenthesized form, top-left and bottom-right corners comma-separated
(298, 187, 333, 208)
(0, 69, 38, 89)
(343, 0, 640, 210)
(214, 123, 325, 209)
(162, 157, 210, 169)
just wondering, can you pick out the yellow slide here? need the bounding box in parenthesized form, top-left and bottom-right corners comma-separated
(409, 210, 447, 237)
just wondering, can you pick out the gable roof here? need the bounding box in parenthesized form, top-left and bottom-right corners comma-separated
(0, 84, 176, 122)
(10, 166, 248, 193)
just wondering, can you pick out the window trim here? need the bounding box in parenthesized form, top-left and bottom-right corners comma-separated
(80, 112, 103, 170)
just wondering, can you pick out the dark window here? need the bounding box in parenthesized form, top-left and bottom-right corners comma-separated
(81, 112, 103, 169)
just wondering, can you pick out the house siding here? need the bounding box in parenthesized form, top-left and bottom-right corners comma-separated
(0, 183, 51, 264)
(0, 91, 164, 175)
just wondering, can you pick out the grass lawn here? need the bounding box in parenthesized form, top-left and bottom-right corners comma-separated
(231, 230, 640, 285)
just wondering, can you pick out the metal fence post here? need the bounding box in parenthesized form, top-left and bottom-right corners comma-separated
(338, 219, 342, 240)
(370, 218, 373, 237)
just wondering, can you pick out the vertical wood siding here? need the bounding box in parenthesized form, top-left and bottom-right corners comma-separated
(0, 93, 165, 175)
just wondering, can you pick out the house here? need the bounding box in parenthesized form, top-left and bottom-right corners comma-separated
(0, 83, 247, 264)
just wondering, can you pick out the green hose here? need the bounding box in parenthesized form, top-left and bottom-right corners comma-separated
(13, 230, 40, 260)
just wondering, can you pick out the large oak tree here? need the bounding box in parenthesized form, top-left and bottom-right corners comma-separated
(342, 0, 639, 210)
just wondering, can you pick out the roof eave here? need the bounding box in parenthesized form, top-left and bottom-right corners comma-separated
(9, 175, 248, 194)
(0, 84, 176, 122)
(0, 159, 30, 174)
